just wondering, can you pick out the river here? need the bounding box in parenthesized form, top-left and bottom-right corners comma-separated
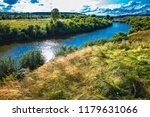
(0, 22, 131, 61)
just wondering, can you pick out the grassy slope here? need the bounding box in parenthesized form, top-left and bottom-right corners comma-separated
(0, 30, 150, 100)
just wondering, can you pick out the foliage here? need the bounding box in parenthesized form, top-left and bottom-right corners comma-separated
(56, 45, 78, 56)
(109, 32, 128, 42)
(120, 16, 150, 34)
(0, 12, 82, 20)
(84, 39, 107, 47)
(0, 57, 17, 80)
(51, 8, 61, 21)
(0, 15, 112, 44)
(20, 50, 45, 70)
(0, 50, 45, 80)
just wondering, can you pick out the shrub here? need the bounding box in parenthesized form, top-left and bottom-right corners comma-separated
(20, 50, 45, 70)
(109, 32, 128, 42)
(121, 16, 150, 34)
(56, 45, 78, 56)
(0, 57, 17, 80)
(84, 39, 107, 47)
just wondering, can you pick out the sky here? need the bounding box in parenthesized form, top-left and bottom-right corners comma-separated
(0, 0, 150, 16)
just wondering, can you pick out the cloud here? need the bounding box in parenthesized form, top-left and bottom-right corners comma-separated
(0, 0, 101, 12)
(0, 0, 149, 16)
(81, 1, 150, 16)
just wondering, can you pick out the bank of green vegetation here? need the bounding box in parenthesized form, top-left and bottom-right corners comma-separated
(0, 10, 112, 44)
(0, 50, 45, 81)
(119, 16, 150, 34)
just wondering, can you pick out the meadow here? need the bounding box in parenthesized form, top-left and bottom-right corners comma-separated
(0, 19, 50, 29)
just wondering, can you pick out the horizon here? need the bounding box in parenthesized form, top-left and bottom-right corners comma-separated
(0, 0, 150, 16)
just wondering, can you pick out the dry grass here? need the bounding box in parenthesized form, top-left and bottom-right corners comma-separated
(0, 30, 150, 100)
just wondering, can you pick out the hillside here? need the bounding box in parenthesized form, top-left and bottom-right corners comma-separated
(0, 30, 150, 100)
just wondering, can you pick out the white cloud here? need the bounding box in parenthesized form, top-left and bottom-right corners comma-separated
(0, 0, 149, 16)
(81, 1, 150, 16)
(0, 0, 100, 12)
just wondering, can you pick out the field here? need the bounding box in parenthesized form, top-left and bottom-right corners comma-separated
(0, 19, 50, 29)
(0, 30, 149, 100)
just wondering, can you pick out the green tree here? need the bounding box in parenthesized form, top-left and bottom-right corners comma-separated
(106, 15, 111, 19)
(51, 8, 61, 21)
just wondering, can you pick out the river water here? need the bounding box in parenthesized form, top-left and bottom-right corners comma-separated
(0, 22, 131, 61)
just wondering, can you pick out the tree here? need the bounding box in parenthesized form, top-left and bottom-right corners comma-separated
(51, 8, 61, 21)
(106, 15, 110, 20)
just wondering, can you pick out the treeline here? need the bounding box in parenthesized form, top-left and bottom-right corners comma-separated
(120, 16, 150, 34)
(0, 12, 48, 20)
(0, 16, 112, 44)
(0, 12, 83, 20)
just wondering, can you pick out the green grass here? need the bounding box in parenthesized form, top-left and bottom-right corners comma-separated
(0, 19, 50, 29)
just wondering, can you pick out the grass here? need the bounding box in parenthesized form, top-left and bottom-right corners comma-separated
(0, 30, 149, 100)
(0, 19, 51, 29)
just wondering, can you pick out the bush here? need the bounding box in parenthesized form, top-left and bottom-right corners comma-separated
(121, 16, 150, 34)
(0, 57, 17, 80)
(84, 39, 107, 47)
(20, 50, 45, 70)
(109, 32, 128, 42)
(56, 45, 78, 56)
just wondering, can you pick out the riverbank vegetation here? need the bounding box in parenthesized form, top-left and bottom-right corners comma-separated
(0, 10, 112, 45)
(56, 46, 79, 56)
(118, 16, 150, 34)
(0, 29, 149, 99)
(0, 50, 45, 81)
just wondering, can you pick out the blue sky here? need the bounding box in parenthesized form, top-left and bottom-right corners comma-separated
(0, 0, 149, 15)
